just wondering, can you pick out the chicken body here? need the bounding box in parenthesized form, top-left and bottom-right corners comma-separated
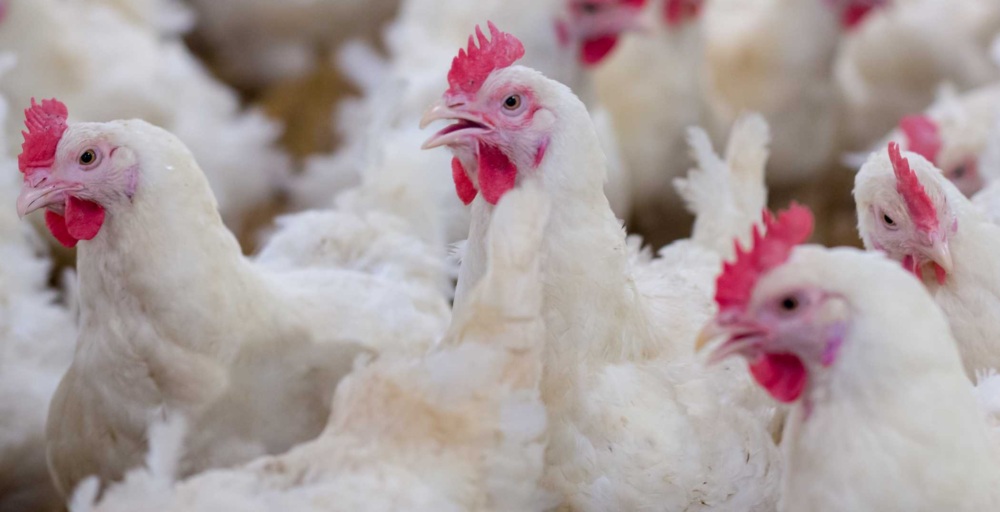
(0, 0, 290, 235)
(23, 118, 449, 497)
(76, 182, 554, 512)
(426, 50, 781, 507)
(855, 146, 1000, 378)
(837, 0, 1000, 149)
(701, 0, 842, 187)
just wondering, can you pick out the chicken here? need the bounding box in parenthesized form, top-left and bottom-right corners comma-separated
(701, 0, 850, 189)
(871, 83, 1000, 197)
(836, 0, 1000, 150)
(421, 26, 781, 510)
(0, 0, 290, 236)
(291, 2, 645, 247)
(185, 0, 400, 89)
(74, 180, 554, 512)
(855, 142, 1000, 378)
(593, 0, 707, 245)
(14, 99, 450, 497)
(698, 206, 1000, 511)
(0, 97, 75, 512)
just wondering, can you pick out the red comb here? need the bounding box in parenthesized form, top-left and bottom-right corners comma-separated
(898, 115, 941, 164)
(447, 22, 525, 96)
(715, 204, 815, 314)
(19, 98, 68, 178)
(888, 142, 939, 234)
(664, 0, 703, 26)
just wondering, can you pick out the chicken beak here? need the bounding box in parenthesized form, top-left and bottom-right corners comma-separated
(922, 238, 954, 276)
(16, 177, 79, 218)
(696, 319, 768, 365)
(420, 101, 493, 150)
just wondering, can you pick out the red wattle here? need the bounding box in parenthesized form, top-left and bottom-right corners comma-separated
(581, 36, 619, 66)
(664, 0, 703, 26)
(477, 142, 517, 205)
(45, 210, 78, 248)
(451, 157, 478, 205)
(43, 196, 106, 247)
(749, 353, 807, 403)
(65, 196, 105, 240)
(933, 263, 947, 285)
(841, 4, 875, 28)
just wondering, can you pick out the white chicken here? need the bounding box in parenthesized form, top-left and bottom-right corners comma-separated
(871, 83, 1000, 197)
(0, 0, 290, 236)
(291, 1, 645, 247)
(185, 0, 400, 89)
(699, 207, 1000, 511)
(0, 94, 76, 512)
(422, 26, 781, 510)
(593, 0, 707, 244)
(14, 99, 450, 497)
(855, 142, 1000, 378)
(700, 0, 848, 188)
(74, 180, 554, 512)
(836, 0, 1000, 149)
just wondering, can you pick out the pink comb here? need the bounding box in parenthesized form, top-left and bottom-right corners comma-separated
(447, 22, 525, 96)
(898, 115, 941, 164)
(715, 203, 815, 314)
(889, 142, 939, 234)
(19, 98, 68, 178)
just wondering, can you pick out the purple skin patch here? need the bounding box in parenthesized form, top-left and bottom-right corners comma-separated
(822, 322, 847, 367)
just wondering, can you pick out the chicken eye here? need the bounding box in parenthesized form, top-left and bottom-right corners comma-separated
(952, 165, 966, 179)
(79, 149, 98, 167)
(780, 296, 799, 312)
(503, 94, 522, 111)
(882, 213, 895, 227)
(579, 2, 601, 13)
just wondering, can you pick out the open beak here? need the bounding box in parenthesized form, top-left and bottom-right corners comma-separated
(16, 179, 81, 218)
(420, 101, 494, 150)
(695, 319, 768, 365)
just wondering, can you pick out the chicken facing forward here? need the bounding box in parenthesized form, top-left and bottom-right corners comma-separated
(855, 142, 1000, 378)
(699, 205, 1000, 511)
(14, 99, 450, 497)
(422, 25, 781, 510)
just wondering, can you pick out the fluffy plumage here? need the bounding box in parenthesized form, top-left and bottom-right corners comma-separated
(428, 44, 781, 507)
(18, 114, 450, 497)
(74, 181, 554, 512)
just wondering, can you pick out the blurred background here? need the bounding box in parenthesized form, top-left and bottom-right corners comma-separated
(2, 0, 999, 257)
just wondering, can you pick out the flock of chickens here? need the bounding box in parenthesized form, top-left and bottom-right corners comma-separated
(3, 0, 1000, 511)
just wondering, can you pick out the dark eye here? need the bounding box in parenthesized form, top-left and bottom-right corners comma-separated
(503, 94, 522, 111)
(882, 214, 895, 226)
(780, 296, 799, 312)
(580, 2, 601, 13)
(952, 165, 966, 179)
(79, 149, 97, 166)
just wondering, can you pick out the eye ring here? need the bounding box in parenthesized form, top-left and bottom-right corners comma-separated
(78, 148, 100, 168)
(502, 94, 522, 111)
(882, 213, 896, 227)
